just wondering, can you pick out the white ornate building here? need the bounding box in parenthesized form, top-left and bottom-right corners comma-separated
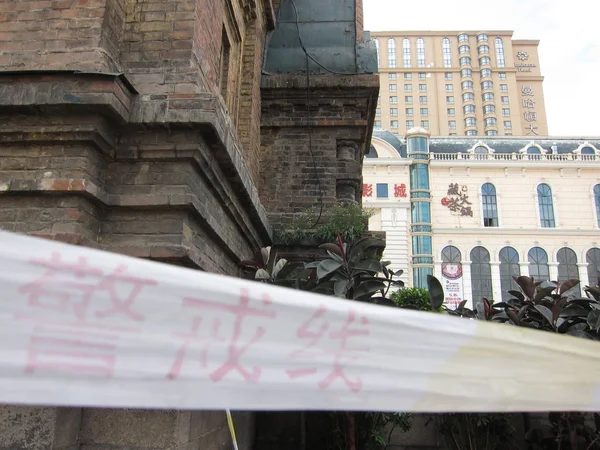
(363, 129, 600, 308)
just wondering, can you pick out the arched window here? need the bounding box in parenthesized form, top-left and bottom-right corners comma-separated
(442, 38, 452, 67)
(471, 246, 493, 302)
(582, 146, 595, 155)
(417, 38, 426, 67)
(495, 37, 505, 67)
(587, 248, 600, 287)
(528, 247, 549, 281)
(499, 247, 520, 300)
(557, 247, 580, 296)
(537, 184, 555, 228)
(594, 184, 600, 227)
(388, 38, 396, 68)
(402, 38, 411, 67)
(442, 245, 462, 264)
(374, 39, 380, 66)
(481, 183, 498, 227)
(474, 146, 488, 154)
(365, 145, 378, 158)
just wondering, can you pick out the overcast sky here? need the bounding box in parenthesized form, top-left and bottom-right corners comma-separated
(364, 0, 599, 137)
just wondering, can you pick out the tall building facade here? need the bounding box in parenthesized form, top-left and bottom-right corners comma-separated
(372, 31, 548, 137)
(363, 130, 600, 307)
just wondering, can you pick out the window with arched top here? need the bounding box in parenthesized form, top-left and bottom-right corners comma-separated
(587, 248, 600, 287)
(471, 246, 493, 303)
(388, 38, 396, 68)
(557, 247, 581, 296)
(481, 183, 498, 227)
(474, 146, 488, 154)
(495, 37, 505, 67)
(537, 184, 555, 228)
(402, 38, 411, 67)
(528, 247, 549, 281)
(582, 146, 595, 155)
(442, 245, 462, 264)
(417, 38, 425, 68)
(499, 247, 520, 300)
(595, 184, 600, 227)
(374, 39, 380, 66)
(365, 145, 378, 158)
(442, 38, 452, 67)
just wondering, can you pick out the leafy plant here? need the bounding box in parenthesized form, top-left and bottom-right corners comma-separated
(391, 286, 442, 312)
(274, 204, 375, 246)
(239, 246, 303, 288)
(435, 413, 516, 450)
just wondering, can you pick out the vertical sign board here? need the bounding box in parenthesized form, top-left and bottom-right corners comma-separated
(441, 263, 464, 308)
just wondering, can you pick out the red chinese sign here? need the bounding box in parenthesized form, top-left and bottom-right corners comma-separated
(394, 183, 408, 198)
(362, 184, 373, 197)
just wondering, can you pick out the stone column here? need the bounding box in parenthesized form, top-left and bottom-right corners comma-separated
(549, 262, 559, 283)
(577, 262, 590, 288)
(434, 260, 443, 281)
(519, 261, 530, 278)
(462, 261, 473, 309)
(490, 261, 502, 303)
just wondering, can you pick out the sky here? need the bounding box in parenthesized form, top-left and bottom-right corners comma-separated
(363, 0, 599, 137)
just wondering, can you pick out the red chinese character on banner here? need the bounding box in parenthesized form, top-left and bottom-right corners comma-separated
(168, 287, 276, 383)
(362, 184, 373, 197)
(394, 183, 408, 198)
(16, 252, 157, 377)
(286, 306, 369, 393)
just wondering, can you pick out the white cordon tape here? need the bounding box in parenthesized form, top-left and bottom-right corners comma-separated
(0, 230, 600, 412)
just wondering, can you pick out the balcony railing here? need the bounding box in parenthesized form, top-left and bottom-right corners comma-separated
(430, 153, 599, 162)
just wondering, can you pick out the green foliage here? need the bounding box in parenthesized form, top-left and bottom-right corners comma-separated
(390, 287, 436, 311)
(274, 204, 375, 246)
(359, 412, 412, 450)
(436, 413, 516, 450)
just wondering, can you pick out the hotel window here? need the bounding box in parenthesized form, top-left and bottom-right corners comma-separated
(390, 120, 399, 128)
(449, 132, 457, 136)
(486, 130, 498, 136)
(482, 92, 494, 102)
(502, 108, 510, 116)
(419, 96, 427, 104)
(390, 84, 397, 91)
(459, 56, 471, 66)
(458, 33, 469, 42)
(481, 183, 498, 227)
(461, 68, 473, 77)
(447, 108, 455, 116)
(390, 108, 398, 116)
(594, 184, 600, 227)
(459, 45, 470, 55)
(374, 39, 380, 66)
(477, 33, 488, 42)
(463, 92, 475, 101)
(500, 247, 520, 299)
(445, 84, 454, 92)
(587, 248, 600, 286)
(406, 120, 414, 128)
(404, 73, 412, 80)
(537, 183, 556, 228)
(445, 72, 453, 80)
(421, 120, 429, 128)
(479, 56, 491, 66)
(557, 248, 581, 296)
(461, 80, 474, 89)
(478, 45, 490, 55)
(403, 38, 411, 67)
(376, 183, 389, 198)
(500, 84, 508, 92)
(495, 37, 505, 67)
(504, 120, 512, 128)
(501, 96, 509, 104)
(498, 72, 507, 79)
(528, 247, 550, 281)
(405, 96, 413, 103)
(485, 117, 497, 127)
(442, 38, 452, 67)
(404, 84, 412, 91)
(419, 84, 427, 92)
(447, 96, 454, 104)
(483, 104, 496, 114)
(448, 120, 456, 128)
(505, 133, 512, 136)
(405, 107, 414, 115)
(375, 120, 382, 127)
(480, 68, 491, 78)
(389, 73, 397, 80)
(390, 96, 398, 104)
(388, 38, 396, 68)
(466, 130, 477, 136)
(465, 117, 476, 126)
(481, 80, 493, 90)
(420, 107, 428, 115)
(377, 96, 381, 104)
(418, 72, 426, 79)
(376, 108, 381, 115)
(464, 105, 475, 114)
(471, 246, 493, 303)
(417, 38, 426, 67)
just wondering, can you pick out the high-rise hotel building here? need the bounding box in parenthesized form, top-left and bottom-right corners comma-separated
(371, 31, 549, 137)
